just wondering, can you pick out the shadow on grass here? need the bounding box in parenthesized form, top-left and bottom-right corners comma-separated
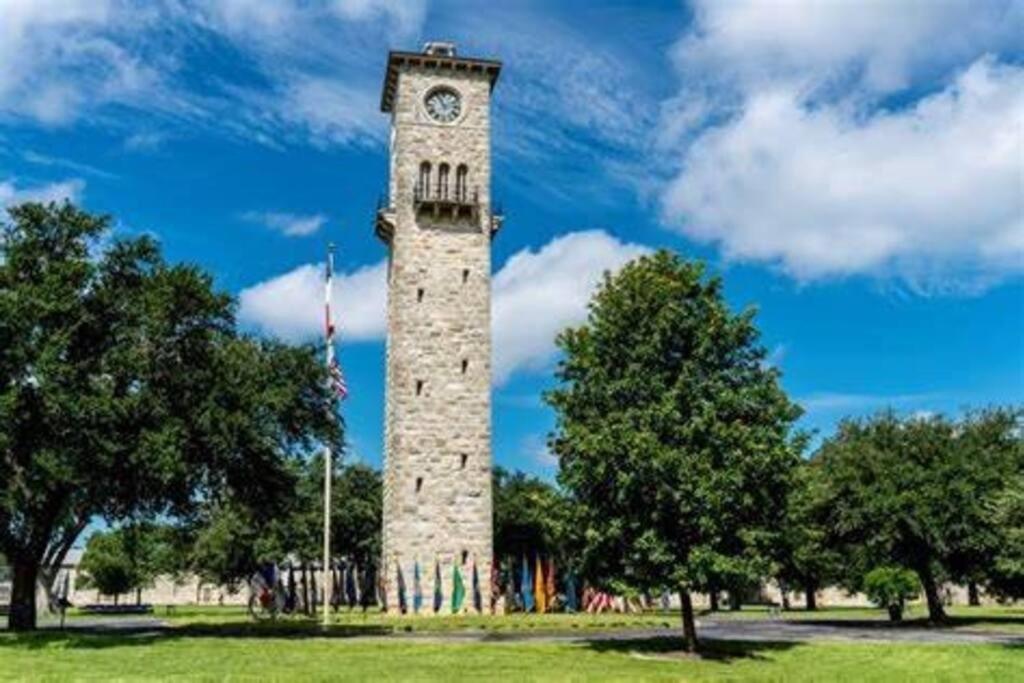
(585, 636, 798, 663)
(785, 615, 1024, 631)
(0, 621, 394, 651)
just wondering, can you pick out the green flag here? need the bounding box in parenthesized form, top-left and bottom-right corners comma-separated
(452, 565, 466, 613)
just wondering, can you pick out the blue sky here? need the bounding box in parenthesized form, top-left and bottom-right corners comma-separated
(1, 0, 1022, 479)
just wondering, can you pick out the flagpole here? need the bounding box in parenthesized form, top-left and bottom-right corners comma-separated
(322, 242, 336, 628)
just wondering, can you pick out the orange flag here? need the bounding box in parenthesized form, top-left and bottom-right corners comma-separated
(545, 558, 556, 607)
(534, 555, 546, 613)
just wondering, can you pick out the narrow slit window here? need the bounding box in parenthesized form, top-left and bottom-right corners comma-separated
(460, 453, 468, 469)
(418, 161, 432, 199)
(416, 380, 424, 396)
(417, 288, 425, 303)
(438, 163, 450, 200)
(461, 550, 469, 565)
(461, 359, 468, 374)
(416, 477, 423, 493)
(456, 164, 468, 202)
(462, 269, 469, 284)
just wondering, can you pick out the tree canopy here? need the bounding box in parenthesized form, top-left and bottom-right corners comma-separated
(188, 459, 382, 587)
(813, 408, 1023, 622)
(547, 250, 802, 650)
(0, 202, 340, 630)
(492, 467, 573, 562)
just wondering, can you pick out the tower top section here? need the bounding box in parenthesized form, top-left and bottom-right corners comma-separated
(380, 42, 501, 113)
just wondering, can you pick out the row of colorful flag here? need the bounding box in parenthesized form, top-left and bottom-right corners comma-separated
(393, 558, 484, 614)
(386, 555, 588, 614)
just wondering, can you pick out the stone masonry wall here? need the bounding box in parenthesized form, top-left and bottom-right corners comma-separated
(380, 62, 495, 613)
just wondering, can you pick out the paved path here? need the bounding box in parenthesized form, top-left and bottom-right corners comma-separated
(32, 616, 1023, 646)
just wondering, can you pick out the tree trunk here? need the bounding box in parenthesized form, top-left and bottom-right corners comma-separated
(302, 567, 310, 615)
(805, 585, 817, 611)
(678, 589, 698, 652)
(778, 580, 791, 611)
(918, 564, 947, 623)
(136, 588, 142, 606)
(38, 517, 88, 614)
(8, 561, 40, 631)
(968, 581, 980, 607)
(709, 590, 719, 612)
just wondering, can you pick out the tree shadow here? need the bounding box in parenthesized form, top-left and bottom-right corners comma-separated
(584, 636, 798, 663)
(786, 614, 1024, 632)
(0, 621, 394, 651)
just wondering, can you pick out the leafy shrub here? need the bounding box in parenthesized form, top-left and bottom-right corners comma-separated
(864, 566, 919, 621)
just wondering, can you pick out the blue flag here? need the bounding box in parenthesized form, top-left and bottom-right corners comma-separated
(565, 571, 578, 612)
(413, 561, 423, 614)
(521, 555, 535, 612)
(433, 560, 443, 613)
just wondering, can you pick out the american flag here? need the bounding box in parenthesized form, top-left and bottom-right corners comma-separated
(325, 243, 348, 401)
(329, 356, 348, 400)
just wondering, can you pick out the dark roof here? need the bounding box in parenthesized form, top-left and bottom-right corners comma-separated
(380, 50, 502, 113)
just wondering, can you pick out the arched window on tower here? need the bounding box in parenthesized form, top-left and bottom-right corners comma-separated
(438, 163, 450, 200)
(418, 162, 432, 200)
(455, 164, 468, 203)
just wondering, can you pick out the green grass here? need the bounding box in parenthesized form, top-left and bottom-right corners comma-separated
(161, 607, 676, 632)
(152, 603, 1024, 635)
(1, 631, 1021, 682)
(700, 604, 1024, 634)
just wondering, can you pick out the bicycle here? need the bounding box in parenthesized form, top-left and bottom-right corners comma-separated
(248, 564, 284, 621)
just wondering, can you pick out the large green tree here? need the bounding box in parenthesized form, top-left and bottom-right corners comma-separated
(547, 251, 802, 650)
(813, 409, 1022, 622)
(0, 203, 339, 630)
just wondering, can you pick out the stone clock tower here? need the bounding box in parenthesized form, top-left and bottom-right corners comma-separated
(375, 42, 501, 613)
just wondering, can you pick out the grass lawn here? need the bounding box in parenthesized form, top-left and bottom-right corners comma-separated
(156, 606, 677, 632)
(147, 603, 1024, 635)
(1, 630, 1021, 682)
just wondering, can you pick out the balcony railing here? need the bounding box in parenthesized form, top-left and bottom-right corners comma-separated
(413, 183, 479, 209)
(375, 186, 505, 242)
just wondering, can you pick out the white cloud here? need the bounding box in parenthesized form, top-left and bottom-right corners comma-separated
(21, 150, 116, 179)
(237, 230, 649, 383)
(123, 131, 168, 152)
(662, 57, 1024, 292)
(491, 230, 649, 383)
(330, 0, 426, 35)
(0, 177, 85, 209)
(0, 0, 163, 125)
(0, 0, 419, 144)
(278, 76, 382, 148)
(675, 0, 1021, 96)
(238, 260, 388, 343)
(242, 211, 328, 237)
(799, 391, 941, 414)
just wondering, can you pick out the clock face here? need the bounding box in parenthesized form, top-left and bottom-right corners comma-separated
(425, 87, 461, 123)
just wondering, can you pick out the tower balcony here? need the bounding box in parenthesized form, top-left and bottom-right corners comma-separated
(375, 193, 396, 244)
(413, 183, 480, 221)
(374, 188, 506, 244)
